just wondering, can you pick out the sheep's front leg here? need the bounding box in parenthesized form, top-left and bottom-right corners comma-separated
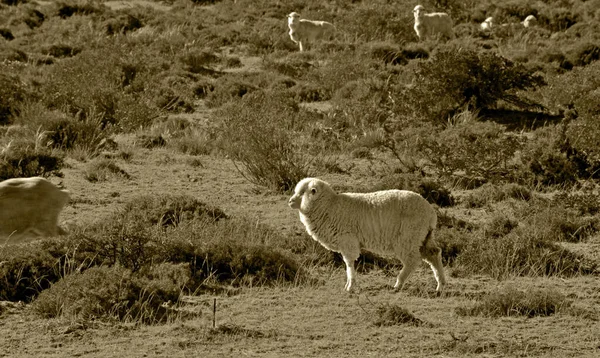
(340, 242, 360, 292)
(342, 255, 357, 291)
(298, 41, 304, 52)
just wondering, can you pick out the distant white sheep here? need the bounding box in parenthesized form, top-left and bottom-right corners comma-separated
(480, 17, 493, 31)
(522, 15, 537, 28)
(413, 4, 454, 41)
(287, 12, 335, 52)
(288, 178, 446, 293)
(0, 177, 70, 244)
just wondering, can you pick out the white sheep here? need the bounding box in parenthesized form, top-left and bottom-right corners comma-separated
(287, 12, 335, 52)
(288, 178, 446, 293)
(413, 4, 455, 41)
(480, 17, 493, 31)
(522, 15, 537, 28)
(0, 177, 70, 244)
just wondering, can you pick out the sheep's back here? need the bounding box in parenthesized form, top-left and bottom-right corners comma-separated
(341, 190, 435, 228)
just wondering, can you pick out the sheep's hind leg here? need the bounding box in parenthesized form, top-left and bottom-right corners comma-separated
(422, 248, 447, 292)
(394, 254, 421, 291)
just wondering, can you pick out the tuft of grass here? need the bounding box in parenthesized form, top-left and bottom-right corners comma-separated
(84, 158, 131, 182)
(456, 286, 571, 317)
(374, 304, 424, 327)
(463, 183, 532, 208)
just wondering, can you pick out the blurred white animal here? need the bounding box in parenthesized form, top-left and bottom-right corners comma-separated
(480, 17, 493, 31)
(522, 15, 537, 28)
(0, 177, 70, 244)
(413, 4, 455, 41)
(287, 12, 335, 52)
(289, 177, 446, 293)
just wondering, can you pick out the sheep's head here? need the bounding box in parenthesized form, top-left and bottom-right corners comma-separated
(288, 177, 333, 214)
(413, 5, 425, 19)
(288, 12, 301, 24)
(523, 15, 537, 27)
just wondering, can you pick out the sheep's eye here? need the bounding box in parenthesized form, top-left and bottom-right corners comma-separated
(310, 188, 317, 195)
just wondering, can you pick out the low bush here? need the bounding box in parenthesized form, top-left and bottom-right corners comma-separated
(567, 43, 600, 67)
(43, 111, 107, 152)
(0, 133, 64, 180)
(0, 72, 29, 125)
(104, 14, 143, 35)
(457, 286, 570, 317)
(0, 28, 14, 40)
(32, 265, 182, 324)
(554, 191, 600, 215)
(374, 304, 424, 327)
(84, 158, 131, 182)
(135, 134, 166, 149)
(205, 76, 259, 108)
(412, 121, 523, 183)
(57, 1, 104, 18)
(41, 44, 81, 58)
(463, 183, 532, 208)
(216, 90, 311, 192)
(455, 228, 596, 279)
(402, 48, 546, 121)
(523, 206, 599, 243)
(118, 194, 228, 228)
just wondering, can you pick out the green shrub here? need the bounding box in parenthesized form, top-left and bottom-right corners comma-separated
(413, 121, 523, 182)
(57, 1, 104, 18)
(118, 194, 228, 228)
(263, 56, 314, 79)
(205, 76, 259, 108)
(135, 134, 166, 149)
(457, 286, 570, 317)
(554, 191, 600, 215)
(41, 44, 81, 58)
(44, 111, 107, 152)
(463, 183, 532, 208)
(289, 82, 330, 102)
(84, 158, 131, 182)
(104, 14, 143, 35)
(0, 237, 103, 302)
(484, 214, 518, 239)
(374, 304, 424, 327)
(0, 244, 60, 302)
(216, 90, 311, 192)
(403, 48, 546, 121)
(179, 49, 220, 74)
(0, 28, 14, 40)
(519, 123, 600, 185)
(20, 8, 45, 29)
(456, 228, 596, 279)
(0, 129, 64, 180)
(567, 43, 600, 67)
(0, 72, 28, 125)
(524, 206, 599, 243)
(32, 265, 182, 323)
(196, 240, 300, 286)
(41, 49, 156, 131)
(538, 7, 579, 32)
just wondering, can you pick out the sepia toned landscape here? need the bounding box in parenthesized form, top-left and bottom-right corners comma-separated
(1, 0, 600, 356)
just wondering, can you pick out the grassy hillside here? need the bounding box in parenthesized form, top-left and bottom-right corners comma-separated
(1, 0, 599, 356)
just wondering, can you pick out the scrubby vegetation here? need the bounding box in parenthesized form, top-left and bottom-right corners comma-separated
(1, 1, 599, 345)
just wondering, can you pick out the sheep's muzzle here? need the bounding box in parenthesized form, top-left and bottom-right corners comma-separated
(288, 196, 301, 209)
